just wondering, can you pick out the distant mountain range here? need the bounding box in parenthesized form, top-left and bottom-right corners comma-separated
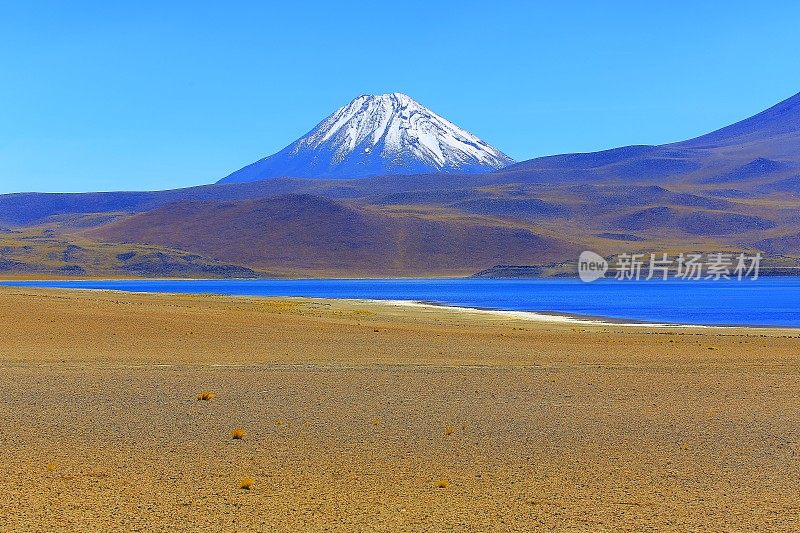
(219, 93, 513, 183)
(496, 91, 800, 190)
(1, 91, 799, 277)
(88, 194, 577, 277)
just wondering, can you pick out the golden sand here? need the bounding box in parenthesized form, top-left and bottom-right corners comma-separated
(1, 287, 799, 531)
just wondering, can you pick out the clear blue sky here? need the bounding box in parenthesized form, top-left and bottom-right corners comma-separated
(1, 0, 799, 194)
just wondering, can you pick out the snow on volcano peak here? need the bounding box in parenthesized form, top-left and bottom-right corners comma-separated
(219, 93, 513, 183)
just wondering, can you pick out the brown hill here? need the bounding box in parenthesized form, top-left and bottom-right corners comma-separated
(88, 194, 579, 276)
(0, 228, 258, 279)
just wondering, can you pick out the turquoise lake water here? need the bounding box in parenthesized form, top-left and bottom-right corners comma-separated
(2, 277, 798, 327)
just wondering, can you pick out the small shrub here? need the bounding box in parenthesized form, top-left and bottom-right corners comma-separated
(240, 478, 255, 490)
(197, 391, 216, 401)
(436, 479, 450, 489)
(231, 428, 247, 440)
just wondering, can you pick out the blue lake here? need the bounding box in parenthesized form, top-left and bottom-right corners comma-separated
(2, 277, 799, 327)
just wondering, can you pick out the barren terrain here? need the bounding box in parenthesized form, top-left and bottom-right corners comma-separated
(1, 287, 799, 531)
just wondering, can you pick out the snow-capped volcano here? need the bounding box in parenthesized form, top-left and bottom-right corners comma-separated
(218, 93, 514, 183)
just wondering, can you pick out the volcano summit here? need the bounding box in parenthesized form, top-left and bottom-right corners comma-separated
(218, 93, 514, 183)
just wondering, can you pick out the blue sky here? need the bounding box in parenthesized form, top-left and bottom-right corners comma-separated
(1, 0, 799, 194)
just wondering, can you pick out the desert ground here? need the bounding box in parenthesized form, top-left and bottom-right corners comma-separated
(1, 287, 799, 532)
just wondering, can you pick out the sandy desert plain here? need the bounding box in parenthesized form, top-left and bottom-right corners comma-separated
(0, 286, 799, 532)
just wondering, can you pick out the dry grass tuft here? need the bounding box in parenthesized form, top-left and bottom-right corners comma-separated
(445, 426, 455, 436)
(46, 462, 58, 472)
(240, 478, 255, 490)
(197, 390, 216, 401)
(231, 428, 247, 440)
(372, 418, 381, 427)
(436, 479, 450, 489)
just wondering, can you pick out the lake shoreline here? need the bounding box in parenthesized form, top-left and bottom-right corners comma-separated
(1, 283, 798, 330)
(1, 277, 798, 328)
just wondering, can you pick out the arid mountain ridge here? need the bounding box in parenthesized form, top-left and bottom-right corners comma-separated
(2, 92, 800, 277)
